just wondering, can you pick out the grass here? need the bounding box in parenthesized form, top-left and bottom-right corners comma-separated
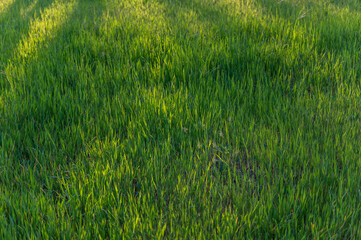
(1, 0, 361, 238)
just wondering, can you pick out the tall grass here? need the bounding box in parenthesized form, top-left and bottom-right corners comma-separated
(1, 0, 361, 238)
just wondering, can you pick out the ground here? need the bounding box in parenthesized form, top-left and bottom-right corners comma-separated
(1, 0, 361, 238)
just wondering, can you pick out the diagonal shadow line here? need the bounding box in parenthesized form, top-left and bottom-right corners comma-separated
(328, 0, 361, 13)
(3, 0, 109, 163)
(254, 0, 361, 55)
(153, 0, 304, 82)
(0, 0, 55, 107)
(148, 0, 356, 121)
(0, 0, 31, 69)
(159, 0, 360, 80)
(2, 0, 80, 163)
(0, 0, 96, 204)
(38, 0, 110, 160)
(151, 0, 243, 68)
(254, 0, 361, 22)
(254, 0, 315, 22)
(144, 1, 302, 111)
(156, 0, 236, 37)
(0, 0, 56, 69)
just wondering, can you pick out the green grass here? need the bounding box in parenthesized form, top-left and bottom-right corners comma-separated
(1, 0, 361, 238)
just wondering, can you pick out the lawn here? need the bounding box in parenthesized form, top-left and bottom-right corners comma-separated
(1, 0, 361, 238)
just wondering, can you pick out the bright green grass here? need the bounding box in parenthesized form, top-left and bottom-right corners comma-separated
(1, 0, 361, 238)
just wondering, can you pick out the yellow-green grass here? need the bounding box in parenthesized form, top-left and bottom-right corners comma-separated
(1, 0, 361, 238)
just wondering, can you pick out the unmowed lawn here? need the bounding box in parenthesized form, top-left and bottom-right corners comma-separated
(1, 0, 361, 238)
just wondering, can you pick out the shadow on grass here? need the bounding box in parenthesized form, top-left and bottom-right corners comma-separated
(254, 0, 361, 90)
(328, 0, 361, 12)
(152, 0, 309, 94)
(254, 0, 361, 52)
(254, 0, 317, 21)
(3, 0, 107, 165)
(0, 1, 109, 213)
(0, 0, 56, 68)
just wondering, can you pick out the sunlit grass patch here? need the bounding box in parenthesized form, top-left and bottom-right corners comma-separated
(0, 0, 14, 15)
(15, 0, 77, 61)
